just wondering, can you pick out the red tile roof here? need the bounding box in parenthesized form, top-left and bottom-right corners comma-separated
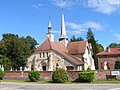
(34, 39, 84, 65)
(97, 48, 120, 55)
(35, 39, 68, 53)
(67, 41, 86, 54)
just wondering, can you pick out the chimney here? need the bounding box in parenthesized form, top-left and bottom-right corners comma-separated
(108, 47, 111, 52)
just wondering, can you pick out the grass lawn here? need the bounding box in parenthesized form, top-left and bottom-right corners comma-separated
(1, 79, 120, 84)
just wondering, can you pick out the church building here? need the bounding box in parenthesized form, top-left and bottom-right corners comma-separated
(26, 13, 95, 71)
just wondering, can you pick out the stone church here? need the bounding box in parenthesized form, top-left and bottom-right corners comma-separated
(26, 13, 95, 71)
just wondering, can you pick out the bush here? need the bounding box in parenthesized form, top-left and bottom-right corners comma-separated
(52, 68, 68, 83)
(28, 70, 40, 82)
(0, 69, 5, 80)
(87, 66, 91, 71)
(115, 60, 120, 69)
(78, 71, 95, 82)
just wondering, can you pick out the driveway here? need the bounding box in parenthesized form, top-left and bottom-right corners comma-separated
(0, 82, 120, 90)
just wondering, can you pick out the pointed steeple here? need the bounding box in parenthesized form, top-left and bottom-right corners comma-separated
(60, 13, 67, 38)
(46, 16, 54, 42)
(59, 13, 68, 47)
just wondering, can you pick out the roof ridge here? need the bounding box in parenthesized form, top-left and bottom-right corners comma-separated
(47, 39, 53, 50)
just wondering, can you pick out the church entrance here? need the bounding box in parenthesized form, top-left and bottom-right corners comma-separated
(42, 62, 47, 71)
(42, 66, 46, 71)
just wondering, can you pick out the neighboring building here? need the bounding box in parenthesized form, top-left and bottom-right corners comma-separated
(26, 13, 95, 71)
(97, 48, 120, 69)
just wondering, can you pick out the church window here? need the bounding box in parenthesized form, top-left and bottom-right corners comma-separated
(40, 53, 41, 58)
(43, 52, 45, 57)
(46, 52, 48, 57)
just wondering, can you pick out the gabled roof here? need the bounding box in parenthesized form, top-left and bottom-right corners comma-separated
(97, 48, 120, 56)
(35, 39, 68, 53)
(53, 50, 83, 66)
(67, 41, 87, 54)
(35, 39, 83, 65)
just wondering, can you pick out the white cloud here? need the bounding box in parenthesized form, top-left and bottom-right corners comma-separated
(66, 21, 103, 34)
(52, 0, 75, 8)
(32, 3, 43, 9)
(52, 0, 120, 14)
(84, 0, 120, 14)
(114, 33, 120, 40)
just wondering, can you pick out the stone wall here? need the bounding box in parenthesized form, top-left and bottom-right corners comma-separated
(98, 55, 120, 69)
(4, 70, 120, 81)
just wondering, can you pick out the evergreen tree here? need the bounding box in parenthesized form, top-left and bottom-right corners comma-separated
(86, 28, 99, 69)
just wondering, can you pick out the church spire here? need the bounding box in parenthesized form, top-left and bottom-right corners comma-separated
(59, 13, 68, 47)
(60, 13, 67, 38)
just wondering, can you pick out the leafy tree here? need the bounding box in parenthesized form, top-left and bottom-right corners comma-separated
(108, 43, 120, 48)
(0, 55, 12, 70)
(97, 44, 104, 53)
(26, 36, 38, 53)
(70, 35, 84, 42)
(0, 33, 38, 70)
(77, 37, 84, 41)
(70, 35, 77, 42)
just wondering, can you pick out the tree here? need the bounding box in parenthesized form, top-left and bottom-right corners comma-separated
(0, 55, 12, 70)
(0, 33, 38, 70)
(108, 43, 120, 48)
(77, 37, 84, 41)
(86, 28, 94, 43)
(70, 35, 84, 42)
(86, 28, 99, 69)
(97, 44, 104, 53)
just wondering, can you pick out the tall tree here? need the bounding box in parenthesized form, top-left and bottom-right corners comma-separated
(86, 28, 94, 43)
(86, 28, 99, 69)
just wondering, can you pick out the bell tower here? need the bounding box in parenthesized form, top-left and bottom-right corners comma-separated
(46, 17, 54, 42)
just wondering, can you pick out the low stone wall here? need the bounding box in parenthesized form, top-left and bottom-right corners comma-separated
(4, 70, 120, 81)
(96, 70, 120, 80)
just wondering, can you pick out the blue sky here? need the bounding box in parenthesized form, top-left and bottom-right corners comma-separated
(0, 0, 120, 49)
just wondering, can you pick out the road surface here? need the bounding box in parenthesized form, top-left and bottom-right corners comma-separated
(0, 82, 120, 90)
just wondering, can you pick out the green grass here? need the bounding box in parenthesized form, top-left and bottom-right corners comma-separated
(1, 79, 120, 84)
(94, 80, 120, 84)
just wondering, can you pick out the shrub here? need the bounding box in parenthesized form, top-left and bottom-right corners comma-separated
(52, 68, 68, 83)
(79, 71, 95, 82)
(28, 70, 40, 82)
(0, 69, 5, 80)
(87, 66, 91, 71)
(115, 60, 120, 69)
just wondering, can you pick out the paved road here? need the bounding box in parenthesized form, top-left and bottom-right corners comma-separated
(0, 82, 120, 90)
